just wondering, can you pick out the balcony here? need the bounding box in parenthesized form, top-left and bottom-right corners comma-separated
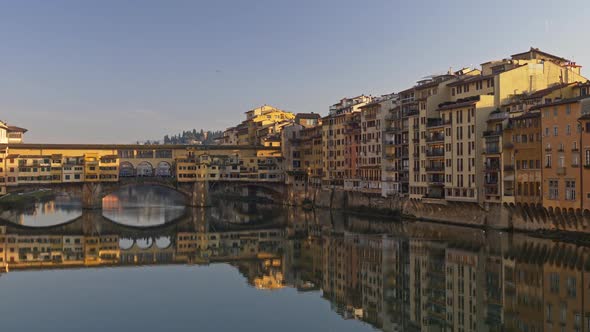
(487, 112, 508, 121)
(403, 109, 419, 117)
(426, 118, 450, 128)
(412, 138, 419, 143)
(426, 149, 445, 157)
(504, 165, 515, 172)
(484, 180, 498, 186)
(385, 127, 402, 133)
(504, 142, 514, 149)
(412, 124, 419, 130)
(572, 148, 580, 152)
(425, 166, 445, 172)
(426, 134, 445, 143)
(557, 167, 566, 175)
(484, 164, 501, 172)
(557, 147, 565, 152)
(483, 130, 502, 137)
(484, 148, 500, 155)
(427, 176, 445, 186)
(384, 114, 398, 121)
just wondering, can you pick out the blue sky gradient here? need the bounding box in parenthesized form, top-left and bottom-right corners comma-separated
(2, 0, 589, 142)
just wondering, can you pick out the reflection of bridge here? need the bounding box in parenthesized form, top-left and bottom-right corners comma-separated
(1, 143, 287, 208)
(0, 208, 286, 268)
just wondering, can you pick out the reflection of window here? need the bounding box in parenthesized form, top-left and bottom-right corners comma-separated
(567, 277, 577, 298)
(549, 181, 559, 200)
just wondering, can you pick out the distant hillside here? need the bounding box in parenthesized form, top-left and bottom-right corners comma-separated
(159, 129, 223, 145)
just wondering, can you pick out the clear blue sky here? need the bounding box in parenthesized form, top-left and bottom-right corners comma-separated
(2, 0, 589, 143)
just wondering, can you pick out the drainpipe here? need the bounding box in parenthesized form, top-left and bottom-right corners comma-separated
(577, 119, 583, 211)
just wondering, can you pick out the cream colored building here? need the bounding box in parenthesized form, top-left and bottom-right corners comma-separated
(409, 48, 587, 204)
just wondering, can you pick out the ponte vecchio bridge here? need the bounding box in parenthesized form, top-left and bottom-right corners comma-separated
(0, 143, 286, 209)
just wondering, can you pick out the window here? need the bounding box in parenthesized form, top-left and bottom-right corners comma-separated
(567, 277, 577, 298)
(567, 124, 571, 136)
(546, 155, 552, 167)
(549, 180, 559, 200)
(566, 181, 576, 201)
(566, 104, 571, 115)
(554, 126, 558, 136)
(550, 273, 560, 292)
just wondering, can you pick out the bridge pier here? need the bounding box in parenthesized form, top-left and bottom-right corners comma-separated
(187, 181, 210, 207)
(82, 182, 104, 210)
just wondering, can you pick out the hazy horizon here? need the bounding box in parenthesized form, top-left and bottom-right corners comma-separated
(3, 0, 590, 143)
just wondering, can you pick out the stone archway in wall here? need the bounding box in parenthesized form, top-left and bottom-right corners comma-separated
(155, 161, 172, 177)
(136, 161, 154, 177)
(119, 161, 135, 177)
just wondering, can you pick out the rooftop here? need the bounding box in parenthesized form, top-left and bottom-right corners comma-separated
(437, 96, 481, 111)
(530, 95, 590, 110)
(511, 47, 572, 63)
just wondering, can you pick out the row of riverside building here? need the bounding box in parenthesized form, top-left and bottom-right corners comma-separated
(221, 47, 590, 211)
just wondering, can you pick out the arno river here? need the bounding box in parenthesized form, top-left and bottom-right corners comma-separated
(0, 186, 588, 331)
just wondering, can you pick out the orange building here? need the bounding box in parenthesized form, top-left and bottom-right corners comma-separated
(502, 112, 542, 205)
(536, 86, 590, 210)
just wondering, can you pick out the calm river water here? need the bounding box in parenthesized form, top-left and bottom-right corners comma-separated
(0, 186, 587, 331)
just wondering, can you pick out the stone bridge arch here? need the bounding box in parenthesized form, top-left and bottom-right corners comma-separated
(88, 179, 210, 209)
(209, 181, 287, 204)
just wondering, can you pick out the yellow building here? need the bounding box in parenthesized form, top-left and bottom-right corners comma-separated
(223, 105, 295, 147)
(409, 48, 587, 204)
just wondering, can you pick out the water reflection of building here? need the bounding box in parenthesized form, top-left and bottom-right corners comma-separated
(5, 213, 590, 332)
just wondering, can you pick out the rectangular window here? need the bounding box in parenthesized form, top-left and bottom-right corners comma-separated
(549, 180, 559, 200)
(566, 180, 576, 201)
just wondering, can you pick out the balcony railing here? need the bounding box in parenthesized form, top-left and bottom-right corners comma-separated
(504, 165, 515, 172)
(483, 130, 502, 137)
(484, 148, 500, 154)
(426, 119, 451, 128)
(385, 127, 402, 133)
(484, 164, 501, 172)
(425, 166, 445, 172)
(427, 177, 445, 185)
(403, 109, 419, 117)
(426, 134, 445, 143)
(426, 149, 445, 157)
(487, 112, 508, 121)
